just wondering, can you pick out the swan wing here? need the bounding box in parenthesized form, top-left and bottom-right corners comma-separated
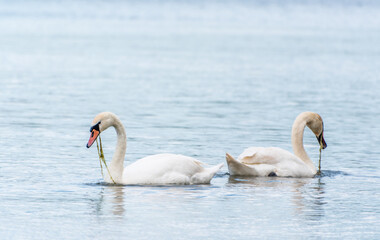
(226, 153, 276, 176)
(235, 147, 315, 177)
(122, 153, 222, 185)
(237, 147, 294, 165)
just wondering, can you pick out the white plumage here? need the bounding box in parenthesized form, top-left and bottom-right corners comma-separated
(226, 112, 327, 178)
(87, 112, 223, 185)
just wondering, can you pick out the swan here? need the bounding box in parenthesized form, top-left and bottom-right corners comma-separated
(226, 112, 327, 178)
(86, 112, 223, 185)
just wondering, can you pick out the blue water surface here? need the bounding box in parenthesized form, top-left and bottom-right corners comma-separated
(0, 0, 379, 239)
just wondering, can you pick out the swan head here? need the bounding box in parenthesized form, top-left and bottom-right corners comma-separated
(305, 112, 327, 149)
(86, 112, 117, 148)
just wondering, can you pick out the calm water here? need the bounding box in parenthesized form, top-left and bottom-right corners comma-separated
(1, 0, 380, 239)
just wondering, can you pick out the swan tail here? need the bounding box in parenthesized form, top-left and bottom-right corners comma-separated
(226, 153, 257, 176)
(209, 163, 224, 173)
(190, 163, 223, 184)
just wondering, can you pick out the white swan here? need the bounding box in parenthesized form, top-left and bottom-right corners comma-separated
(86, 112, 223, 185)
(226, 112, 327, 178)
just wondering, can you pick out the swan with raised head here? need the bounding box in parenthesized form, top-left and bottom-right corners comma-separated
(226, 112, 327, 178)
(86, 112, 223, 185)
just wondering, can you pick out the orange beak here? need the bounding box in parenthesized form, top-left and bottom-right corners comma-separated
(87, 129, 100, 148)
(87, 121, 101, 148)
(317, 132, 327, 149)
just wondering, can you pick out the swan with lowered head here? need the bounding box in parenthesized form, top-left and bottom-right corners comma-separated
(226, 112, 327, 178)
(86, 112, 223, 185)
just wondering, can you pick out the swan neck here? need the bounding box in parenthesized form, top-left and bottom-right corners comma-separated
(291, 116, 315, 171)
(109, 117, 126, 182)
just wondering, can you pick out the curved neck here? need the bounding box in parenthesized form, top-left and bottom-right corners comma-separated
(108, 117, 126, 182)
(291, 114, 316, 171)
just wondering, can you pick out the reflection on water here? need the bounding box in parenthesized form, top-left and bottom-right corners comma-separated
(94, 185, 125, 217)
(228, 175, 327, 221)
(94, 171, 341, 225)
(110, 186, 125, 216)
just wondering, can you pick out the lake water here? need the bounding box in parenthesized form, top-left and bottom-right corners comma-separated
(1, 0, 379, 239)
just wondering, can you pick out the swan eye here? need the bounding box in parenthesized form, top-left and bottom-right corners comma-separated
(89, 121, 101, 132)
